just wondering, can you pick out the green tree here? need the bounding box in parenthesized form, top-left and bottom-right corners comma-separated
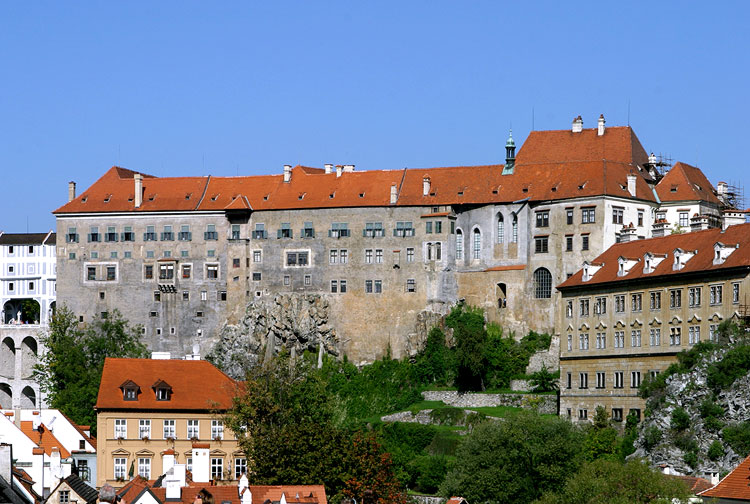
(34, 307, 147, 434)
(415, 327, 451, 385)
(529, 364, 559, 393)
(440, 412, 585, 503)
(446, 305, 488, 391)
(533, 458, 690, 504)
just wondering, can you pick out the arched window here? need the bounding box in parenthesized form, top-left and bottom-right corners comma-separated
(497, 214, 504, 244)
(456, 229, 464, 260)
(512, 213, 518, 243)
(473, 228, 482, 259)
(533, 268, 552, 299)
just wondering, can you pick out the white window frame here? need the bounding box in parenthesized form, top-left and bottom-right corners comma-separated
(188, 420, 200, 439)
(115, 419, 127, 439)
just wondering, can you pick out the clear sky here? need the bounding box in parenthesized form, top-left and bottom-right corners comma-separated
(1, 1, 748, 233)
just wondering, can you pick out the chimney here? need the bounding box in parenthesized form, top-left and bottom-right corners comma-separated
(32, 411, 40, 431)
(627, 173, 637, 197)
(572, 115, 583, 133)
(597, 114, 606, 136)
(191, 446, 210, 483)
(324, 164, 333, 174)
(648, 152, 657, 166)
(163, 451, 176, 474)
(343, 164, 355, 173)
(390, 184, 398, 205)
(238, 474, 249, 496)
(164, 463, 185, 500)
(620, 223, 637, 242)
(68, 181, 76, 202)
(335, 165, 343, 178)
(134, 173, 143, 208)
(239, 474, 252, 504)
(0, 444, 11, 485)
(423, 177, 431, 196)
(283, 165, 292, 183)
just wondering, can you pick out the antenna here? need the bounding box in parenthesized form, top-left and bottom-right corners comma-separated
(627, 100, 631, 126)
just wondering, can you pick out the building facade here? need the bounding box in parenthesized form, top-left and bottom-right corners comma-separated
(557, 223, 750, 423)
(54, 117, 741, 362)
(95, 357, 242, 488)
(0, 232, 56, 409)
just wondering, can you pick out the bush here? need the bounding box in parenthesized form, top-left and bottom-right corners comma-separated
(676, 341, 717, 370)
(671, 407, 691, 431)
(529, 364, 559, 393)
(429, 407, 466, 426)
(643, 426, 662, 451)
(707, 343, 750, 391)
(705, 416, 724, 433)
(700, 399, 724, 419)
(708, 440, 724, 461)
(722, 422, 750, 457)
(674, 433, 699, 453)
(684, 451, 699, 469)
(426, 430, 461, 456)
(409, 456, 448, 494)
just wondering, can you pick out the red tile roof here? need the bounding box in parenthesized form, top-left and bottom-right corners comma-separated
(655, 162, 721, 205)
(20, 421, 71, 458)
(96, 358, 240, 411)
(667, 475, 713, 495)
(53, 126, 660, 216)
(700, 455, 750, 500)
(558, 223, 750, 290)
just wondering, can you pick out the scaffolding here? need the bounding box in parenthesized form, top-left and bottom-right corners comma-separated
(718, 180, 746, 211)
(646, 153, 673, 181)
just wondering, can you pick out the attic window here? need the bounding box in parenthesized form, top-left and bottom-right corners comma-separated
(522, 187, 528, 193)
(329, 192, 335, 199)
(128, 195, 134, 202)
(120, 380, 140, 401)
(671, 185, 678, 192)
(458, 191, 464, 196)
(104, 194, 112, 203)
(263, 195, 269, 201)
(148, 194, 155, 201)
(298, 193, 306, 200)
(211, 194, 219, 201)
(359, 192, 365, 198)
(578, 183, 586, 190)
(492, 189, 498, 195)
(153, 380, 172, 401)
(551, 186, 557, 192)
(185, 193, 192, 200)
(81, 196, 88, 203)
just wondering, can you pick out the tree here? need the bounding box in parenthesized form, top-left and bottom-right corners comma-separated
(34, 306, 147, 434)
(529, 364, 559, 393)
(533, 458, 690, 504)
(415, 327, 451, 385)
(446, 305, 488, 391)
(440, 412, 585, 503)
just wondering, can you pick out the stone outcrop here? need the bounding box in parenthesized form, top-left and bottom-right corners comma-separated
(207, 293, 339, 379)
(421, 390, 557, 415)
(526, 335, 560, 374)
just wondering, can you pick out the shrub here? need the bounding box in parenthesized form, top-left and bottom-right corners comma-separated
(429, 407, 466, 426)
(676, 341, 717, 370)
(699, 399, 724, 419)
(529, 364, 559, 393)
(684, 451, 699, 469)
(705, 416, 724, 433)
(643, 426, 662, 451)
(722, 422, 750, 457)
(671, 407, 691, 431)
(674, 433, 699, 453)
(708, 440, 724, 461)
(426, 430, 461, 456)
(707, 343, 750, 391)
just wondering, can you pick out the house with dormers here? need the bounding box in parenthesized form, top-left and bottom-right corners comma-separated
(557, 222, 750, 423)
(95, 357, 243, 488)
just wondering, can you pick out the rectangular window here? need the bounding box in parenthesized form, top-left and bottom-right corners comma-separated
(144, 225, 156, 241)
(187, 420, 199, 439)
(233, 258, 240, 268)
(340, 249, 348, 263)
(329, 222, 350, 238)
(374, 280, 382, 293)
(612, 207, 624, 225)
(139, 419, 151, 439)
(87, 267, 96, 281)
(329, 250, 338, 264)
(138, 458, 151, 479)
(115, 419, 127, 439)
(163, 420, 175, 439)
(613, 372, 624, 389)
(435, 221, 442, 233)
(114, 458, 127, 479)
(534, 236, 549, 253)
(734, 283, 741, 304)
(670, 327, 682, 346)
(650, 291, 661, 310)
(159, 263, 174, 280)
(425, 221, 433, 234)
(566, 301, 573, 318)
(581, 234, 590, 251)
(679, 212, 689, 227)
(596, 332, 606, 349)
(207, 264, 219, 279)
(614, 331, 625, 349)
(670, 289, 682, 308)
(579, 299, 590, 317)
(106, 266, 116, 281)
(253, 250, 262, 263)
(394, 221, 415, 237)
(631, 293, 642, 312)
(278, 223, 292, 239)
(365, 280, 373, 293)
(375, 249, 383, 263)
(183, 291, 189, 301)
(283, 275, 290, 286)
(154, 291, 161, 302)
(579, 372, 588, 389)
(595, 297, 607, 315)
(105, 226, 118, 242)
(179, 225, 192, 241)
(235, 458, 247, 479)
(365, 249, 373, 264)
(567, 334, 573, 351)
(182, 264, 191, 279)
(638, 211, 644, 227)
(161, 225, 174, 241)
(59, 490, 70, 504)
(631, 371, 641, 388)
(364, 222, 384, 237)
(201, 290, 207, 301)
(689, 325, 701, 345)
(231, 224, 241, 240)
(709, 324, 719, 342)
(614, 295, 625, 313)
(330, 280, 338, 293)
(251, 223, 266, 240)
(596, 372, 605, 389)
(566, 208, 574, 225)
(578, 333, 589, 350)
(566, 372, 572, 389)
(304, 274, 311, 286)
(689, 287, 702, 307)
(710, 285, 723, 305)
(286, 251, 309, 267)
(650, 328, 661, 346)
(88, 226, 100, 242)
(631, 330, 642, 347)
(582, 207, 596, 224)
(535, 211, 549, 228)
(565, 235, 573, 251)
(211, 458, 223, 480)
(578, 409, 588, 421)
(340, 280, 347, 293)
(406, 248, 414, 262)
(612, 408, 623, 422)
(406, 279, 416, 293)
(211, 420, 224, 440)
(252, 272, 261, 282)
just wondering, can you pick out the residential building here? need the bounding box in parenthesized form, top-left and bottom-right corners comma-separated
(53, 116, 738, 362)
(95, 357, 242, 488)
(699, 455, 750, 502)
(47, 474, 97, 504)
(557, 223, 750, 423)
(0, 444, 36, 504)
(0, 232, 56, 409)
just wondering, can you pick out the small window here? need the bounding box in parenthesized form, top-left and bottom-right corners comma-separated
(218, 291, 227, 301)
(206, 264, 219, 279)
(252, 272, 261, 281)
(183, 291, 189, 301)
(406, 279, 416, 292)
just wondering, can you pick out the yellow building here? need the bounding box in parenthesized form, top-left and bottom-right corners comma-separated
(95, 357, 243, 488)
(557, 223, 750, 423)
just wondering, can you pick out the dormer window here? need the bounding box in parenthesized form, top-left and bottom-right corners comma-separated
(120, 380, 140, 401)
(673, 248, 696, 271)
(582, 262, 603, 282)
(713, 242, 737, 265)
(643, 252, 666, 274)
(617, 257, 639, 277)
(153, 379, 172, 401)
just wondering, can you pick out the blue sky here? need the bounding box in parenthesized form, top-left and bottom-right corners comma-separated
(1, 1, 748, 232)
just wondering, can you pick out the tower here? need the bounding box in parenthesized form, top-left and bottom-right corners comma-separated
(502, 129, 516, 175)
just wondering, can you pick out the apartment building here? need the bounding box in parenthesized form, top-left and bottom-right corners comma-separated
(557, 223, 750, 423)
(0, 232, 56, 409)
(53, 116, 736, 362)
(95, 357, 242, 488)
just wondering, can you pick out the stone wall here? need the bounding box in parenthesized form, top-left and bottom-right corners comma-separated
(421, 390, 557, 415)
(526, 335, 560, 374)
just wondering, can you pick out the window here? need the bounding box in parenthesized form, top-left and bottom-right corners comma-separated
(161, 225, 174, 241)
(581, 234, 589, 251)
(156, 386, 171, 400)
(670, 289, 682, 308)
(86, 267, 96, 281)
(138, 458, 151, 479)
(91, 251, 99, 259)
(689, 287, 702, 307)
(154, 291, 161, 302)
(163, 420, 175, 439)
(565, 235, 573, 251)
(188, 420, 200, 439)
(472, 229, 481, 259)
(211, 458, 224, 480)
(496, 215, 504, 243)
(340, 249, 348, 263)
(374, 280, 382, 293)
(533, 268, 552, 299)
(251, 272, 261, 282)
(329, 250, 338, 264)
(425, 221, 433, 234)
(159, 263, 174, 280)
(330, 222, 351, 238)
(670, 327, 682, 346)
(104, 226, 118, 242)
(364, 222, 384, 237)
(612, 408, 623, 422)
(340, 280, 347, 293)
(631, 371, 641, 388)
(283, 275, 290, 286)
(66, 227, 79, 243)
(365, 280, 373, 293)
(631, 330, 642, 347)
(330, 280, 338, 293)
(566, 208, 574, 225)
(567, 334, 573, 351)
(139, 419, 151, 439)
(631, 293, 642, 312)
(406, 248, 414, 262)
(88, 226, 100, 242)
(144, 225, 156, 241)
(201, 290, 207, 301)
(186, 458, 193, 472)
(286, 251, 309, 267)
(278, 222, 292, 239)
(535, 211, 549, 228)
(393, 221, 413, 237)
(650, 291, 661, 310)
(435, 221, 442, 233)
(710, 285, 723, 305)
(252, 250, 262, 264)
(734, 283, 741, 304)
(512, 214, 518, 242)
(365, 249, 373, 264)
(596, 332, 606, 349)
(534, 236, 549, 253)
(614, 295, 625, 313)
(689, 325, 701, 345)
(638, 211, 644, 227)
(679, 212, 689, 227)
(650, 328, 661, 346)
(566, 301, 573, 318)
(251, 223, 266, 240)
(115, 419, 127, 439)
(183, 291, 190, 301)
(709, 324, 719, 342)
(231, 224, 241, 240)
(596, 372, 606, 389)
(612, 207, 624, 224)
(595, 297, 607, 315)
(235, 458, 247, 479)
(207, 264, 219, 279)
(456, 229, 464, 259)
(579, 299, 590, 317)
(578, 409, 588, 421)
(301, 222, 315, 238)
(579, 372, 588, 389)
(375, 249, 383, 263)
(218, 291, 227, 301)
(146, 250, 155, 258)
(114, 458, 127, 479)
(181, 264, 191, 279)
(211, 420, 224, 440)
(304, 274, 311, 286)
(406, 279, 416, 292)
(578, 333, 589, 350)
(582, 207, 595, 224)
(105, 266, 116, 281)
(614, 331, 625, 348)
(614, 372, 624, 389)
(566, 372, 572, 389)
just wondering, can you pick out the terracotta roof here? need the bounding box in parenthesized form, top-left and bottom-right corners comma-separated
(655, 162, 721, 205)
(700, 455, 750, 499)
(667, 475, 713, 495)
(96, 358, 240, 411)
(484, 265, 526, 272)
(54, 126, 659, 216)
(20, 421, 71, 458)
(445, 498, 468, 504)
(558, 222, 750, 290)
